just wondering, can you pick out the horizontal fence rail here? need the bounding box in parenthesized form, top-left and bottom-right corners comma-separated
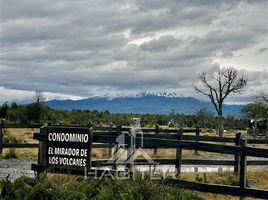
(164, 179, 268, 199)
(91, 159, 268, 166)
(1, 125, 267, 156)
(1, 143, 39, 148)
(0, 124, 43, 129)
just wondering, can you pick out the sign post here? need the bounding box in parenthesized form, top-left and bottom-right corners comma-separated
(32, 126, 92, 175)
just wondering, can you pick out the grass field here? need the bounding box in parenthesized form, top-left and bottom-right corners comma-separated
(1, 127, 267, 159)
(181, 169, 268, 200)
(1, 128, 38, 159)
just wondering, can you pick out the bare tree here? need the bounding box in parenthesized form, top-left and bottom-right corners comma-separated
(33, 90, 45, 103)
(193, 67, 247, 137)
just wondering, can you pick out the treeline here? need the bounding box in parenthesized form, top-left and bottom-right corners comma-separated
(0, 101, 255, 130)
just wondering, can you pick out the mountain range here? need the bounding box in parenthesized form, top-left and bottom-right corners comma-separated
(46, 92, 243, 116)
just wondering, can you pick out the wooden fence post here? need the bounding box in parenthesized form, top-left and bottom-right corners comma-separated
(0, 124, 3, 156)
(108, 147, 112, 157)
(234, 133, 241, 174)
(112, 125, 121, 170)
(126, 127, 135, 179)
(239, 139, 247, 200)
(87, 128, 93, 174)
(108, 126, 113, 157)
(36, 125, 48, 178)
(194, 127, 200, 155)
(112, 143, 119, 170)
(175, 129, 183, 178)
(153, 125, 160, 156)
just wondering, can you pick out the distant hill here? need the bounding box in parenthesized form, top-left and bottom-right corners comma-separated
(46, 92, 243, 116)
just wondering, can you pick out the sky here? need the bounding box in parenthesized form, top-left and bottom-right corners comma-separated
(0, 0, 267, 104)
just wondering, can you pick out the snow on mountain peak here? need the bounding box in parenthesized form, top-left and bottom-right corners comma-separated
(96, 91, 180, 99)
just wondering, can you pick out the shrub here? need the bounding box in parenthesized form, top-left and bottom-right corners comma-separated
(3, 136, 21, 159)
(63, 191, 86, 200)
(0, 174, 203, 200)
(27, 187, 62, 200)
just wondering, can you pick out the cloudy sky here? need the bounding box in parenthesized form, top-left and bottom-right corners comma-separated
(0, 0, 267, 104)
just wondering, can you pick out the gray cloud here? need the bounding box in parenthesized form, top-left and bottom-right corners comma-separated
(257, 47, 267, 54)
(0, 0, 267, 103)
(140, 35, 179, 52)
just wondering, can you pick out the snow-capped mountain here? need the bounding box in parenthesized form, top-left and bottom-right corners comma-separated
(46, 92, 243, 116)
(91, 91, 180, 100)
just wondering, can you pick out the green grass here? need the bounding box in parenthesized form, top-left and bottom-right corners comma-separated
(0, 173, 203, 200)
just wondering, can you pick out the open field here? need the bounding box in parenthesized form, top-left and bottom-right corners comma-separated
(181, 169, 268, 200)
(1, 128, 38, 159)
(1, 128, 267, 159)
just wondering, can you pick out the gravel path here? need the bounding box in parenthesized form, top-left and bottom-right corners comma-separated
(0, 158, 267, 181)
(0, 159, 37, 181)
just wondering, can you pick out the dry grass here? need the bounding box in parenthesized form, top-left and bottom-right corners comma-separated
(247, 168, 268, 189)
(1, 128, 38, 159)
(197, 193, 259, 200)
(181, 169, 268, 200)
(91, 148, 110, 158)
(181, 171, 239, 185)
(137, 149, 233, 159)
(2, 148, 38, 159)
(3, 128, 38, 144)
(1, 128, 266, 160)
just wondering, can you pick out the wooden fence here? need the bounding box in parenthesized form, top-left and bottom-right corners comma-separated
(0, 124, 43, 155)
(1, 124, 268, 199)
(92, 126, 268, 199)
